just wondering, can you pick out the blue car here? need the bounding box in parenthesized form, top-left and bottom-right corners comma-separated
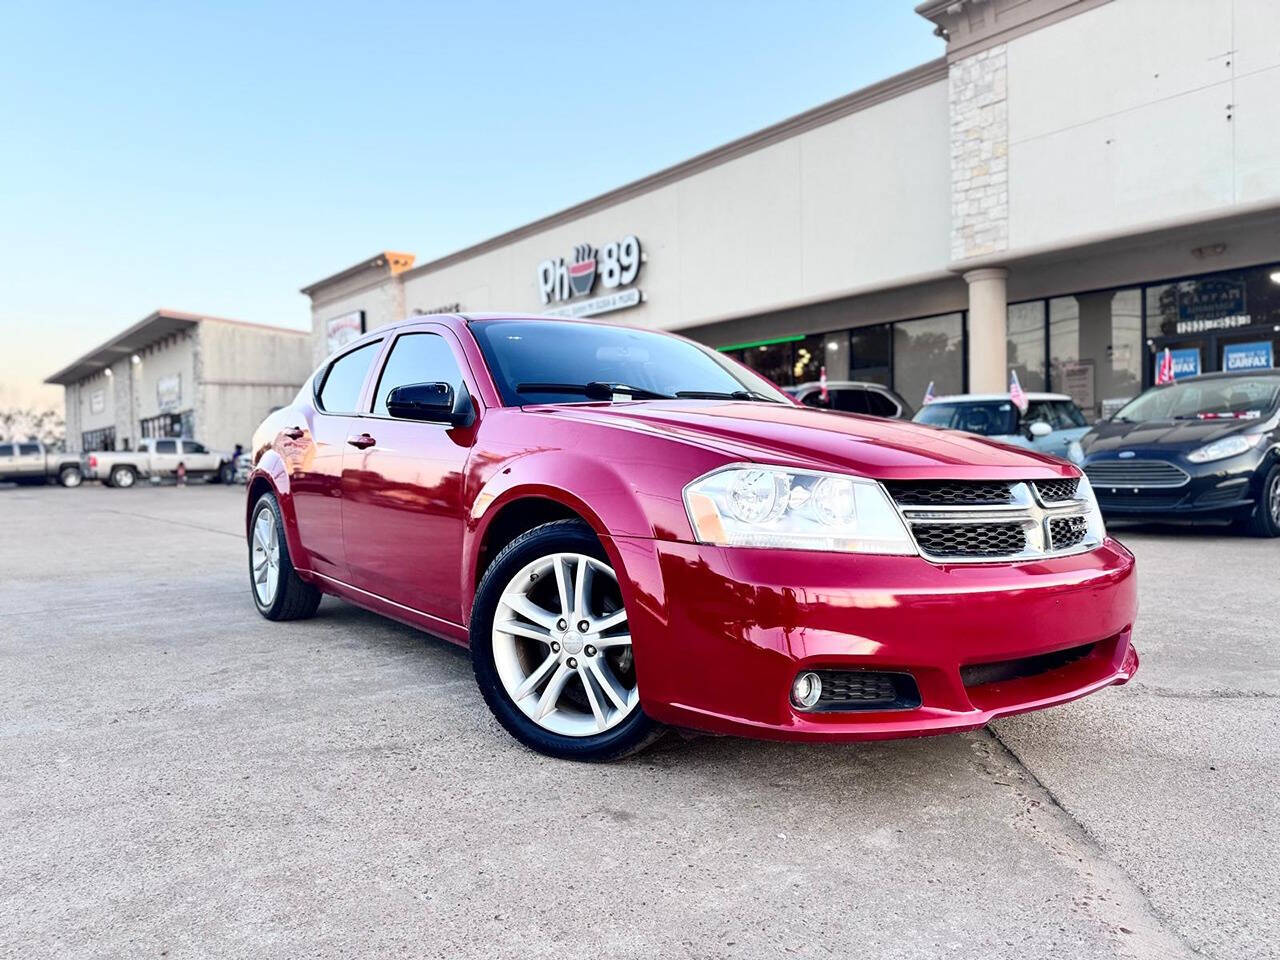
(911, 392, 1091, 459)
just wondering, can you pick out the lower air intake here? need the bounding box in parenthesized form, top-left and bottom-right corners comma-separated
(808, 670, 922, 711)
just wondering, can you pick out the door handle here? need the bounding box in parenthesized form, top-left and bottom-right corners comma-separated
(347, 433, 376, 449)
(283, 426, 305, 440)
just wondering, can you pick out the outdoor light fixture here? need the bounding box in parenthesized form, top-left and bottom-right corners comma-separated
(1269, 270, 1280, 284)
(130, 354, 141, 364)
(103, 368, 113, 377)
(1191, 243, 1227, 259)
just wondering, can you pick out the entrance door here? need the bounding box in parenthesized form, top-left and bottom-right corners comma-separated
(341, 326, 478, 626)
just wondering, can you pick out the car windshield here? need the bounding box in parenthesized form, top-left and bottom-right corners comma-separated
(1113, 375, 1280, 422)
(469, 320, 791, 406)
(913, 401, 1018, 436)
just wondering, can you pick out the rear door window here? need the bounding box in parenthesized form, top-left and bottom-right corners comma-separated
(183, 441, 208, 454)
(155, 439, 177, 454)
(863, 391, 899, 417)
(318, 341, 382, 413)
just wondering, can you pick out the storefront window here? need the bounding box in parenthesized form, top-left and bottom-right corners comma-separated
(1006, 302, 1046, 391)
(1048, 288, 1141, 421)
(893, 313, 964, 408)
(820, 331, 850, 381)
(849, 323, 891, 386)
(791, 335, 824, 384)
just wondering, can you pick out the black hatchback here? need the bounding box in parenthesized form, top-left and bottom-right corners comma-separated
(1078, 370, 1280, 536)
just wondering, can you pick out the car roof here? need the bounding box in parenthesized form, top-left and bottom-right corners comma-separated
(1154, 369, 1280, 385)
(927, 392, 1073, 403)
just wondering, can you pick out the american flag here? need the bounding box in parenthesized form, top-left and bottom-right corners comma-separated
(1009, 369, 1029, 413)
(819, 365, 828, 403)
(1155, 347, 1174, 385)
(922, 381, 935, 405)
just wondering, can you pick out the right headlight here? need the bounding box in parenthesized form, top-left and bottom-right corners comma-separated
(1076, 474, 1108, 543)
(1186, 434, 1264, 463)
(682, 465, 917, 554)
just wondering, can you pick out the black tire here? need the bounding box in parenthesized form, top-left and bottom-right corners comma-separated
(249, 492, 322, 620)
(59, 466, 83, 488)
(218, 461, 235, 485)
(470, 519, 662, 761)
(109, 465, 137, 489)
(1244, 463, 1280, 537)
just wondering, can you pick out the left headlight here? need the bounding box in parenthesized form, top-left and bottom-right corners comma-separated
(1186, 434, 1264, 463)
(1076, 474, 1108, 544)
(682, 465, 917, 554)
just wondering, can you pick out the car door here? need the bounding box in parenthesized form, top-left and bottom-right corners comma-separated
(152, 438, 180, 476)
(290, 338, 385, 581)
(341, 325, 480, 625)
(15, 443, 44, 478)
(181, 440, 213, 471)
(0, 444, 15, 479)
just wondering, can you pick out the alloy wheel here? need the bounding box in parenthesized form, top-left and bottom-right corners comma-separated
(251, 505, 281, 606)
(491, 552, 638, 737)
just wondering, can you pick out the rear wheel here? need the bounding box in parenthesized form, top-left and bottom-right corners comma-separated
(59, 465, 83, 488)
(218, 461, 235, 485)
(471, 519, 660, 761)
(249, 492, 321, 620)
(109, 465, 136, 489)
(1244, 463, 1280, 537)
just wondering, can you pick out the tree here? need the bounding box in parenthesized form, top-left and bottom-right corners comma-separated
(0, 408, 65, 448)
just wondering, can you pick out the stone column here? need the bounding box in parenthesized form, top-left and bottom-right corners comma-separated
(964, 267, 1009, 393)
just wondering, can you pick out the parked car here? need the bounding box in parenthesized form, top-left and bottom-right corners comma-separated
(87, 437, 236, 488)
(912, 392, 1091, 459)
(245, 314, 1136, 761)
(0, 441, 84, 487)
(785, 380, 913, 418)
(1078, 370, 1280, 536)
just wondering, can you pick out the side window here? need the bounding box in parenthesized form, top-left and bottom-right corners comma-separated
(318, 341, 382, 413)
(1023, 400, 1054, 428)
(155, 439, 177, 454)
(829, 389, 868, 414)
(864, 391, 899, 417)
(18, 443, 40, 455)
(799, 389, 829, 409)
(372, 333, 465, 416)
(0, 444, 13, 457)
(1053, 401, 1087, 428)
(138, 440, 150, 453)
(183, 441, 208, 454)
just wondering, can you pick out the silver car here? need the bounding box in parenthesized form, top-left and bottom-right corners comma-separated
(912, 392, 1091, 459)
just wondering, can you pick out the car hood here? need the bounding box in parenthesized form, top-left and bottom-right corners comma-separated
(1080, 416, 1265, 455)
(529, 400, 1075, 479)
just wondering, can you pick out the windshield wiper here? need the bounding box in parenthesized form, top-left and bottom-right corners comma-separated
(674, 389, 781, 403)
(516, 381, 674, 401)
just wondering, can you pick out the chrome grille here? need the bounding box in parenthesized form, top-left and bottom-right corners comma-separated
(913, 523, 1026, 558)
(890, 479, 1100, 563)
(1048, 515, 1087, 550)
(1084, 460, 1189, 489)
(885, 480, 1014, 506)
(1035, 477, 1080, 502)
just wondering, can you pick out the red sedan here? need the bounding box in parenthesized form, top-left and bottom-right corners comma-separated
(246, 314, 1138, 760)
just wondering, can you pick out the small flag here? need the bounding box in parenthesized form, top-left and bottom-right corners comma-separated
(819, 365, 828, 403)
(922, 381, 935, 405)
(1156, 347, 1174, 385)
(1009, 369, 1029, 413)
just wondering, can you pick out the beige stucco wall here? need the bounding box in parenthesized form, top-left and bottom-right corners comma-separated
(1004, 0, 1280, 253)
(309, 272, 406, 364)
(394, 79, 952, 333)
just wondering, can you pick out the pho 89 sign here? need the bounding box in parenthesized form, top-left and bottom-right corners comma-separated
(538, 235, 644, 318)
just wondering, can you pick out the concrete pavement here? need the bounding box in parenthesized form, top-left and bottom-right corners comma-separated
(0, 484, 1274, 959)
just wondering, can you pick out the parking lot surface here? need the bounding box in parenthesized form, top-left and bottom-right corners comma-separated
(1, 484, 1276, 959)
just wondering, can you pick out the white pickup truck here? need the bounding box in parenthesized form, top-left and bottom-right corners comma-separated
(0, 441, 85, 487)
(86, 437, 236, 488)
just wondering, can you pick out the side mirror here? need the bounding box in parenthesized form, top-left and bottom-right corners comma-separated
(386, 381, 474, 426)
(1028, 420, 1053, 438)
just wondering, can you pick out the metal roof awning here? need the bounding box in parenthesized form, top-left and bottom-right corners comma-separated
(44, 310, 208, 385)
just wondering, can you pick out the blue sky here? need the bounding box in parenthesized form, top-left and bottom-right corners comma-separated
(0, 0, 941, 407)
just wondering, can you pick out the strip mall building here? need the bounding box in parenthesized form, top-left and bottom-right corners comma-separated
(304, 0, 1280, 420)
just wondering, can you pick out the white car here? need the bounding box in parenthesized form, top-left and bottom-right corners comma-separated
(85, 437, 235, 488)
(912, 392, 1092, 459)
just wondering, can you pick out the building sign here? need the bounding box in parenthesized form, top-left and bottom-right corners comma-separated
(413, 303, 462, 316)
(156, 373, 182, 412)
(1223, 340, 1274, 371)
(1177, 277, 1245, 323)
(327, 310, 366, 352)
(1060, 360, 1095, 413)
(538, 235, 643, 318)
(1162, 348, 1201, 380)
(89, 389, 105, 414)
(1174, 314, 1251, 335)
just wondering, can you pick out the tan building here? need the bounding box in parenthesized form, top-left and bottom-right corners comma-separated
(304, 0, 1280, 417)
(46, 310, 313, 453)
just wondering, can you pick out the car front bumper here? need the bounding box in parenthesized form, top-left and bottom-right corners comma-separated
(1085, 449, 1268, 520)
(610, 537, 1138, 742)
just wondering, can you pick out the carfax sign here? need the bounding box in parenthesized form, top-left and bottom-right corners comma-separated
(1223, 341, 1274, 372)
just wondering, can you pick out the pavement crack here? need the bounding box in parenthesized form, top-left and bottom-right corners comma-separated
(99, 507, 241, 540)
(1129, 684, 1279, 701)
(981, 726, 1208, 959)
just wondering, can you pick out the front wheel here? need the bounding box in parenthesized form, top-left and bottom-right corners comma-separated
(249, 492, 321, 620)
(1244, 464, 1280, 537)
(471, 519, 660, 761)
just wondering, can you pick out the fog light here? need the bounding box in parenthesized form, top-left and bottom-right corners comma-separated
(791, 671, 822, 709)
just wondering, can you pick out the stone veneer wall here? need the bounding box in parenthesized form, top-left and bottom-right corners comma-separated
(949, 44, 1009, 261)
